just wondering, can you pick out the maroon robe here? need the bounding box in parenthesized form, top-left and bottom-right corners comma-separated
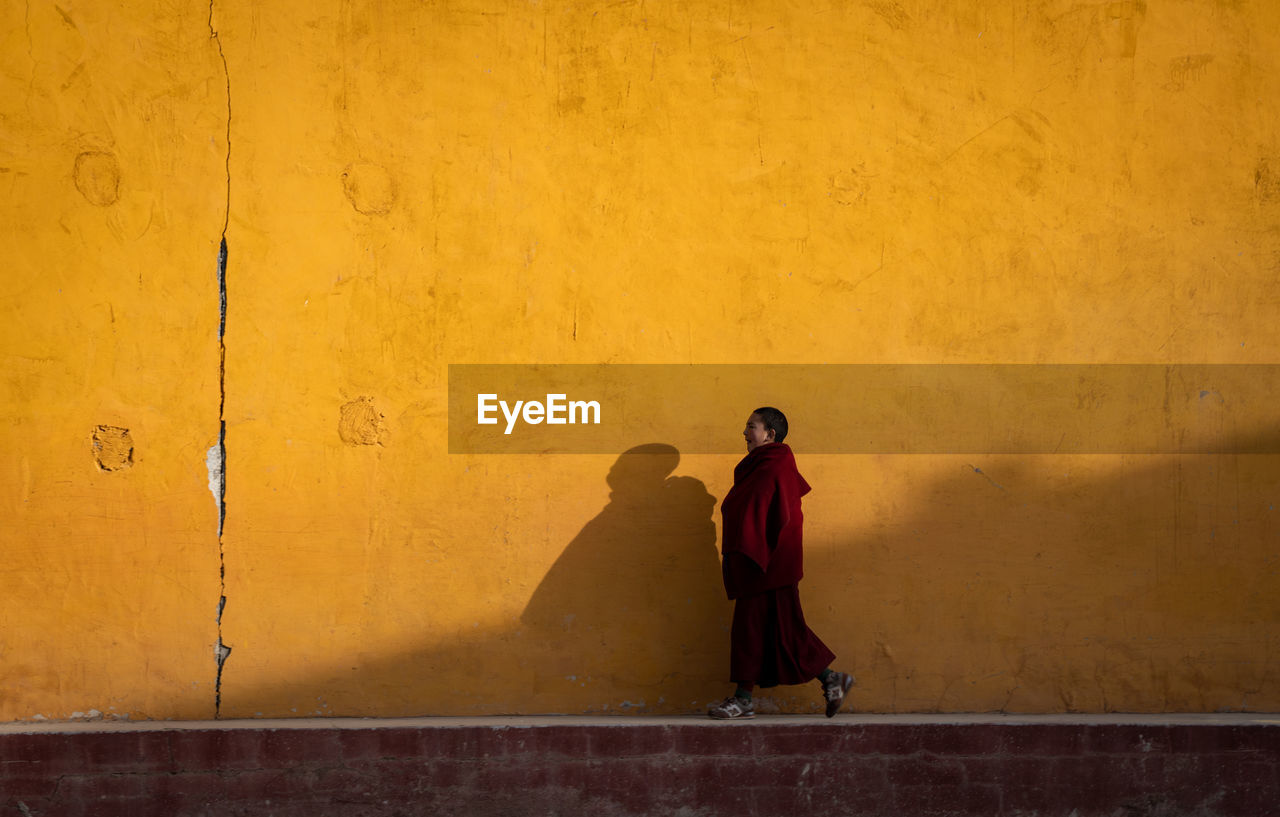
(720, 442, 834, 687)
(721, 442, 811, 598)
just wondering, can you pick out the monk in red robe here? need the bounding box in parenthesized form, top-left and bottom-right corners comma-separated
(708, 407, 854, 719)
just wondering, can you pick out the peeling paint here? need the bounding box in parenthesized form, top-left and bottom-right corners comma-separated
(72, 150, 120, 206)
(67, 709, 102, 719)
(205, 443, 223, 520)
(92, 425, 133, 471)
(341, 162, 396, 215)
(339, 396, 385, 446)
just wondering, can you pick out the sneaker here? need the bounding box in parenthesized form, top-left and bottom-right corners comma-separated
(707, 695, 755, 720)
(822, 671, 855, 717)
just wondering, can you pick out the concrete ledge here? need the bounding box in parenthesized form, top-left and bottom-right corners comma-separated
(3, 712, 1278, 733)
(3, 715, 1277, 816)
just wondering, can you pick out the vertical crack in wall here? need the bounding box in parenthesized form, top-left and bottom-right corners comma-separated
(210, 0, 232, 720)
(213, 239, 230, 718)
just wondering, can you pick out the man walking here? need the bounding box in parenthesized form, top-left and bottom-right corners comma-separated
(708, 407, 854, 719)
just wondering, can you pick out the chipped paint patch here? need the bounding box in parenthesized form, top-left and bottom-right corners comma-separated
(92, 425, 133, 471)
(205, 443, 223, 514)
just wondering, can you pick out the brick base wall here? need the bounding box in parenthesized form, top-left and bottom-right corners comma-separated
(2, 716, 1277, 817)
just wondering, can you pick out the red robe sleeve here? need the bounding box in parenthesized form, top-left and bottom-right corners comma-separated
(719, 443, 810, 599)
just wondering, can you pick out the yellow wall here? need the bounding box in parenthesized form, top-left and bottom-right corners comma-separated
(2, 0, 1279, 719)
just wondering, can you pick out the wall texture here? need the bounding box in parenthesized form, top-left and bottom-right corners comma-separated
(2, 0, 1278, 720)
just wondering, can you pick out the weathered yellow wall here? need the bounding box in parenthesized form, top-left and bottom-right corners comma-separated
(3, 0, 1279, 719)
(1, 1, 226, 720)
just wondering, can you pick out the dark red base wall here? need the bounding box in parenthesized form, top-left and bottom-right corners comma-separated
(3, 720, 1278, 817)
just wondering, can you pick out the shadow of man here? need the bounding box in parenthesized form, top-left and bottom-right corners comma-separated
(520, 444, 726, 712)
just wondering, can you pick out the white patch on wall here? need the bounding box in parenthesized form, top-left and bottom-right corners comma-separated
(206, 443, 224, 531)
(205, 444, 223, 500)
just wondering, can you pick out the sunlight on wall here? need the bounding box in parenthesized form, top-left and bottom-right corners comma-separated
(2, 0, 1278, 719)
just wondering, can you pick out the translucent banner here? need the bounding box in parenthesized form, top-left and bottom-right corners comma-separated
(447, 365, 1280, 454)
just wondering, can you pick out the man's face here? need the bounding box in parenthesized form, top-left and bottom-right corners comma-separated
(743, 413, 774, 452)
